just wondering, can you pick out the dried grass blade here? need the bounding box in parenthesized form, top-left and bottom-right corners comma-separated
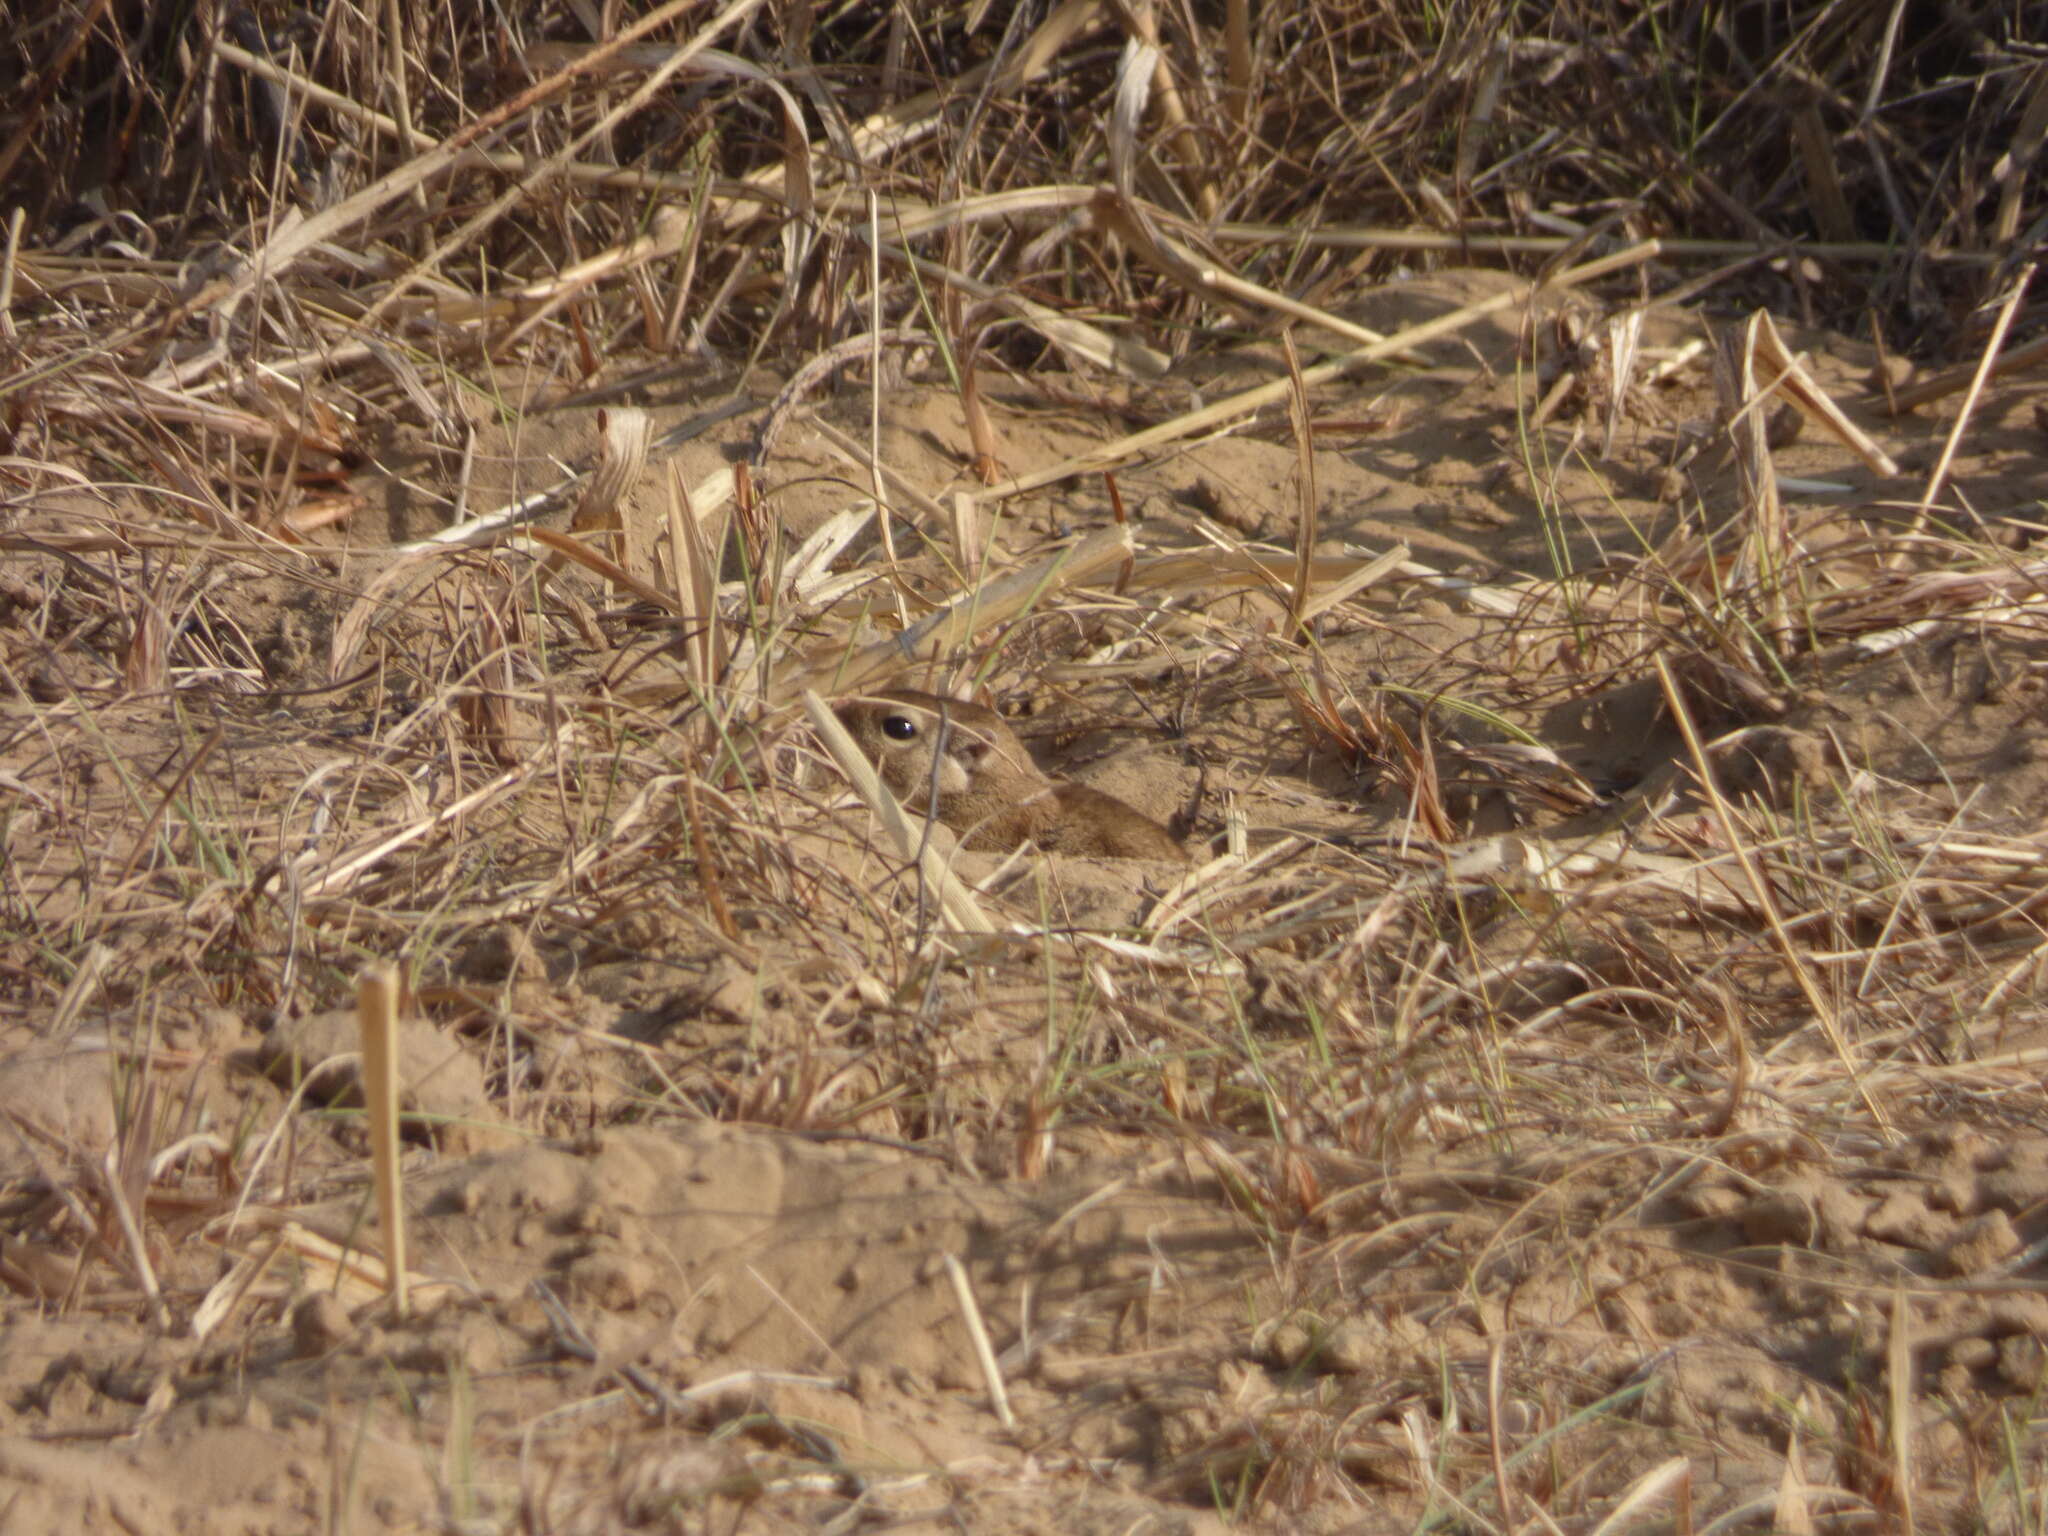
(1720, 315, 1793, 640)
(958, 353, 1000, 486)
(357, 962, 408, 1319)
(49, 382, 347, 460)
(435, 207, 698, 329)
(1653, 654, 1889, 1135)
(1296, 544, 1410, 623)
(1090, 189, 1247, 318)
(1118, 14, 1215, 218)
(985, 242, 1662, 500)
(1885, 329, 2048, 413)
(1487, 1337, 1518, 1536)
(1123, 546, 1409, 610)
(779, 504, 879, 602)
(48, 942, 111, 1040)
(801, 413, 951, 529)
(249, 1216, 450, 1308)
(1601, 309, 1645, 460)
(1223, 0, 1251, 130)
(1208, 222, 1945, 265)
(681, 771, 741, 943)
(182, 0, 750, 327)
(1888, 1283, 1915, 1536)
(189, 1232, 286, 1344)
(1788, 97, 1856, 243)
(772, 521, 1135, 700)
(1108, 41, 1158, 205)
(522, 528, 678, 613)
(665, 460, 725, 693)
(217, 30, 799, 236)
(215, 39, 427, 151)
(366, 8, 771, 331)
(1748, 310, 1899, 476)
(1907, 261, 2034, 530)
(803, 690, 993, 935)
(103, 1076, 167, 1332)
(1281, 330, 1316, 631)
(732, 0, 1103, 190)
(548, 407, 650, 599)
(942, 1253, 1014, 1429)
(867, 235, 1168, 377)
(0, 0, 114, 189)
(878, 184, 1097, 241)
(331, 552, 438, 680)
(949, 490, 985, 577)
(1193, 264, 1423, 360)
(1588, 1458, 1693, 1536)
(1775, 1413, 1816, 1536)
(301, 761, 529, 898)
(1388, 712, 1455, 845)
(1992, 63, 2048, 248)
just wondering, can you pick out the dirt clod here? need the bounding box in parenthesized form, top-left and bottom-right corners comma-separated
(291, 1294, 354, 1357)
(1941, 1210, 2022, 1276)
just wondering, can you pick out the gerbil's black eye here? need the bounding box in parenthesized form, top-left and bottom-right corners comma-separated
(881, 713, 918, 741)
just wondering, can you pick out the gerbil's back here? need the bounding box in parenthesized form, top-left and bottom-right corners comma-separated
(1037, 782, 1187, 861)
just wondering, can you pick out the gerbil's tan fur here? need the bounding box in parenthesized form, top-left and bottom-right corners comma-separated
(835, 689, 1186, 861)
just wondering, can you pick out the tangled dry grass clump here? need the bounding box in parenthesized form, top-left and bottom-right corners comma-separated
(2, 1, 2048, 1531)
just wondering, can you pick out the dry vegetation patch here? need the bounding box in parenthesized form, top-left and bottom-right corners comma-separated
(3, 1, 2048, 1531)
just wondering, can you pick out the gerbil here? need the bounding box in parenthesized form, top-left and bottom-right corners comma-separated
(835, 688, 1186, 861)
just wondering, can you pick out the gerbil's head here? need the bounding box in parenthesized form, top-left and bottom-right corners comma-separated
(834, 689, 1017, 802)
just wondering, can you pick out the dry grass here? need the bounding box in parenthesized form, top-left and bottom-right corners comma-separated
(1, 1, 2046, 1531)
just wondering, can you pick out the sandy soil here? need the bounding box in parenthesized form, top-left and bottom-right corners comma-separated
(5, 267, 2048, 1532)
